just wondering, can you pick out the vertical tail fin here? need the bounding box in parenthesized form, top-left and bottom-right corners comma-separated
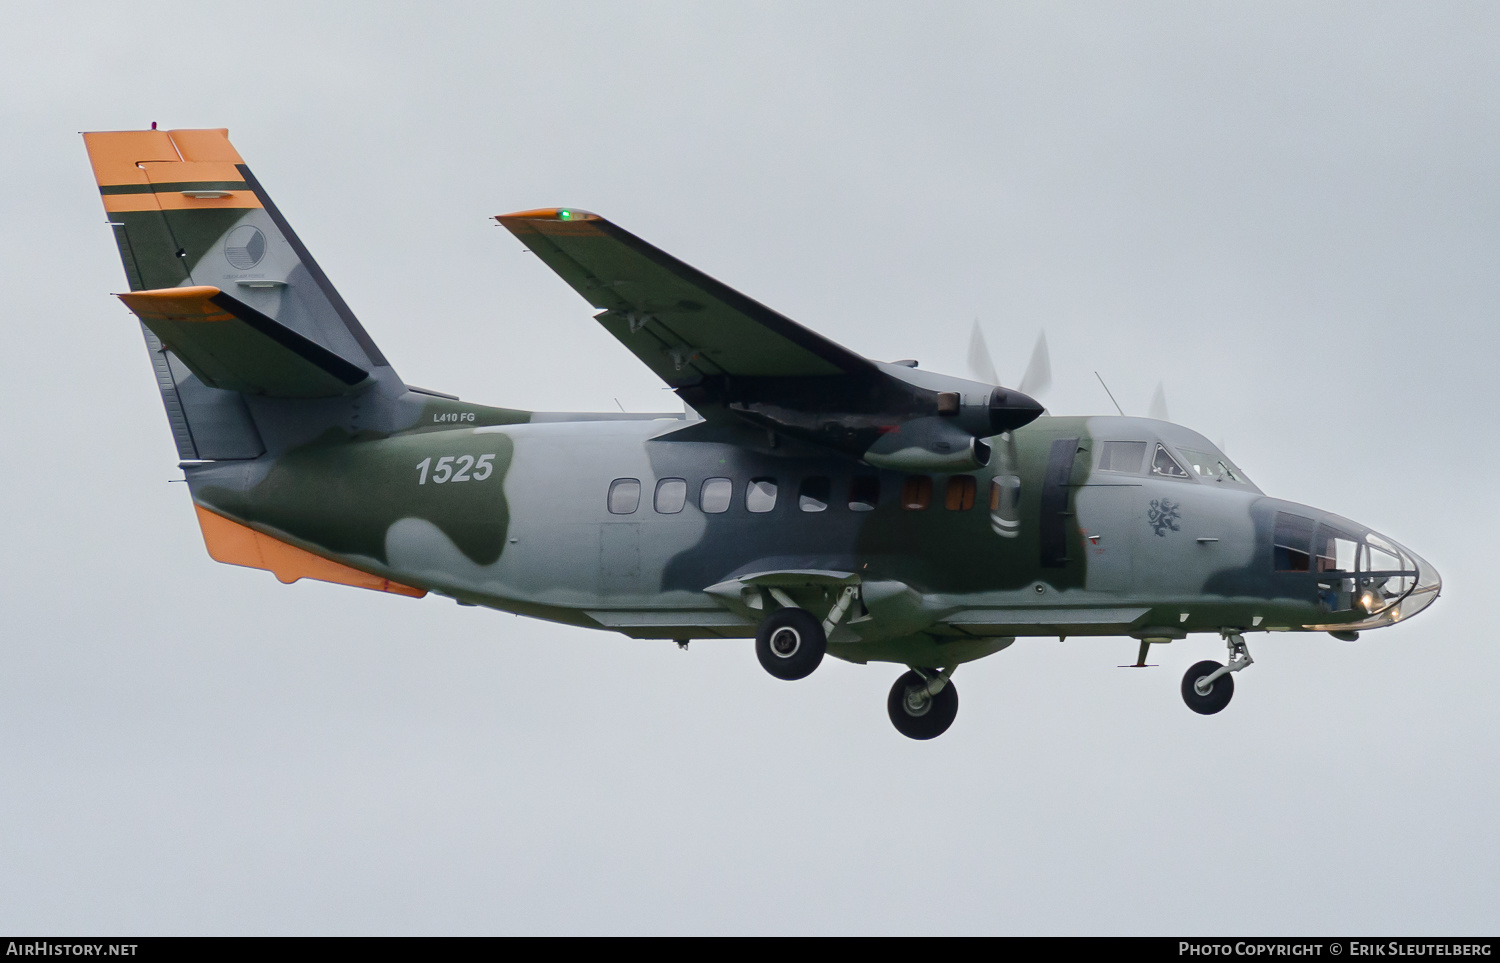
(84, 128, 397, 458)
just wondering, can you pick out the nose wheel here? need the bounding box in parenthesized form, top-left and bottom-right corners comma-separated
(1181, 633, 1254, 715)
(887, 669, 958, 740)
(1181, 660, 1235, 714)
(755, 608, 827, 680)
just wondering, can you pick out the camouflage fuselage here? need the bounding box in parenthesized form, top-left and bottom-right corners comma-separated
(184, 404, 1430, 668)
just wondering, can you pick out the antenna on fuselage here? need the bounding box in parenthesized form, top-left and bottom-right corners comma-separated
(1094, 371, 1126, 417)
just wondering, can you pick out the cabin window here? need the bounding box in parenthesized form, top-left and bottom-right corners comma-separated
(945, 475, 977, 510)
(849, 476, 880, 512)
(700, 477, 733, 513)
(654, 478, 687, 514)
(901, 475, 932, 510)
(798, 476, 830, 512)
(607, 478, 641, 514)
(1099, 441, 1147, 474)
(1151, 443, 1190, 478)
(746, 477, 778, 513)
(1273, 512, 1315, 571)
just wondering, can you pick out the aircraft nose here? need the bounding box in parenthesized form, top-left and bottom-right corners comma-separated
(1314, 514, 1442, 628)
(988, 386, 1045, 434)
(1393, 543, 1442, 623)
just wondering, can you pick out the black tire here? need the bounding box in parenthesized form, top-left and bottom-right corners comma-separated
(755, 608, 826, 681)
(1181, 659, 1235, 715)
(887, 670, 959, 740)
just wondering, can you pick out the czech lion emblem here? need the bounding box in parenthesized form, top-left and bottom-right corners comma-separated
(1148, 498, 1181, 537)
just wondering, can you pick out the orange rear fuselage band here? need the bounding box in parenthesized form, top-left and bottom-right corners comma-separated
(193, 504, 426, 598)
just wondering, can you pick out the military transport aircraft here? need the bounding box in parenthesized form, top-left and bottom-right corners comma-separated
(84, 127, 1441, 739)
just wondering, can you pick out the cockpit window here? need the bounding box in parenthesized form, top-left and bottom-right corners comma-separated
(1314, 523, 1361, 573)
(1178, 448, 1250, 485)
(1151, 443, 1190, 478)
(1274, 512, 1315, 572)
(1098, 441, 1147, 473)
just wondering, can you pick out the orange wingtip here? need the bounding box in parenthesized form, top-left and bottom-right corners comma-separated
(495, 207, 599, 222)
(194, 505, 426, 598)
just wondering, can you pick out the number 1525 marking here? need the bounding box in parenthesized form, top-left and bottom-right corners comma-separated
(415, 454, 495, 485)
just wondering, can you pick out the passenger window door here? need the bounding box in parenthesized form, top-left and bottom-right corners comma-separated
(654, 478, 687, 514)
(901, 475, 932, 510)
(798, 476, 830, 512)
(945, 475, 976, 510)
(746, 477, 778, 513)
(607, 478, 641, 514)
(849, 476, 880, 512)
(700, 477, 733, 513)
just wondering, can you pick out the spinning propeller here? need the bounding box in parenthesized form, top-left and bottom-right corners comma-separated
(967, 320, 1053, 538)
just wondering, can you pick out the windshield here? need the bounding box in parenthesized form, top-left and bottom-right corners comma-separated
(1177, 447, 1253, 487)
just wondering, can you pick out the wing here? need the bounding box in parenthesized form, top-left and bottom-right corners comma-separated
(496, 208, 1045, 468)
(495, 208, 876, 386)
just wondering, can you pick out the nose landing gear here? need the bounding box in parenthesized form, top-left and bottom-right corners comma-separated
(1181, 632, 1254, 715)
(887, 668, 958, 740)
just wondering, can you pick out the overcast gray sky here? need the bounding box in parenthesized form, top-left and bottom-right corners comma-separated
(1, 1, 1496, 935)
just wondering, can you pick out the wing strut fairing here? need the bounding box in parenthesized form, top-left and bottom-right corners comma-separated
(496, 209, 1043, 469)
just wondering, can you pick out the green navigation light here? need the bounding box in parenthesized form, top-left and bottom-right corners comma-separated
(558, 209, 572, 220)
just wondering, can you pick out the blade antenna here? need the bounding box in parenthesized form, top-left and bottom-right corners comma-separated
(1094, 371, 1125, 416)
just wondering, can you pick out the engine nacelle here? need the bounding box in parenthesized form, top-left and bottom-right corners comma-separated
(862, 416, 992, 472)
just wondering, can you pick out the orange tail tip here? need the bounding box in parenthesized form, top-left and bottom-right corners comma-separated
(193, 504, 426, 598)
(83, 128, 245, 186)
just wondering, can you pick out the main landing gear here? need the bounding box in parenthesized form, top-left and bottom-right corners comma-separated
(887, 669, 958, 740)
(1181, 632, 1254, 715)
(752, 590, 961, 739)
(754, 585, 857, 681)
(755, 607, 826, 680)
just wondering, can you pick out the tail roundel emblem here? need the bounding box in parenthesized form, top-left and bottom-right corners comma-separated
(224, 225, 267, 269)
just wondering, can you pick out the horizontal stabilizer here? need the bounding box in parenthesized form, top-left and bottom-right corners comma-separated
(117, 286, 369, 398)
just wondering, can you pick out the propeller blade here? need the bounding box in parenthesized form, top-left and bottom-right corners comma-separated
(1019, 332, 1051, 399)
(966, 319, 999, 385)
(1148, 382, 1170, 422)
(990, 430, 1023, 539)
